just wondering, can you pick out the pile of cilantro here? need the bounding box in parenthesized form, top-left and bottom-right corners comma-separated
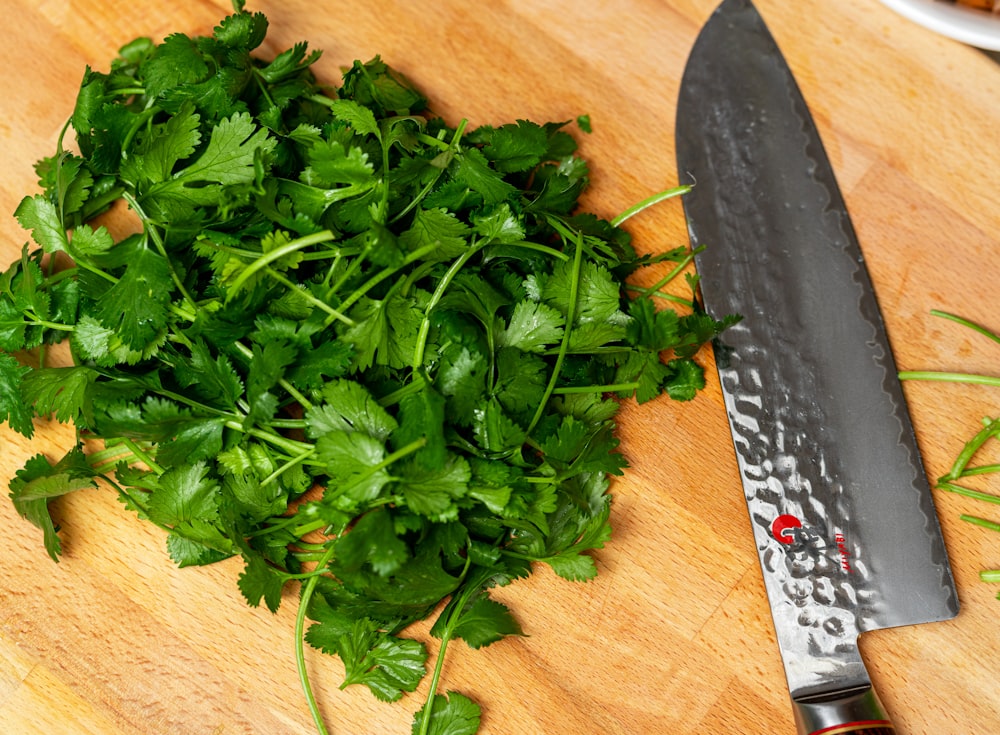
(0, 3, 733, 733)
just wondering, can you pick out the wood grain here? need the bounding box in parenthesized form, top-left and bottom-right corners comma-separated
(2, 1, 1000, 733)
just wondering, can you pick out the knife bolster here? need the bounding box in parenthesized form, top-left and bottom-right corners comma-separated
(792, 684, 894, 734)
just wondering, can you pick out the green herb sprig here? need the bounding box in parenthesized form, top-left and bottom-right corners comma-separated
(0, 3, 735, 733)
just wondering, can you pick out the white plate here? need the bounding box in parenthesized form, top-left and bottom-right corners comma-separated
(880, 0, 1000, 50)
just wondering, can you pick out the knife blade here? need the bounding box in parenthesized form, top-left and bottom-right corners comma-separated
(674, 1, 959, 733)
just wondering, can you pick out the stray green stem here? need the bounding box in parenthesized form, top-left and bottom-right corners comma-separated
(956, 464, 1000, 478)
(930, 310, 1000, 345)
(960, 514, 1000, 533)
(610, 185, 691, 227)
(980, 570, 1000, 583)
(941, 418, 1000, 482)
(261, 448, 314, 487)
(231, 340, 315, 412)
(898, 371, 1000, 389)
(223, 420, 315, 457)
(938, 482, 1000, 505)
(504, 240, 570, 262)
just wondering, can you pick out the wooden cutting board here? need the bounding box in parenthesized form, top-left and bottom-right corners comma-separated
(2, 1, 999, 733)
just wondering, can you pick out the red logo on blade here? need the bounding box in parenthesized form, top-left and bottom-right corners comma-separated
(771, 514, 802, 544)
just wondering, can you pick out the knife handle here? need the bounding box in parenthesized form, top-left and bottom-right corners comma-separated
(792, 685, 895, 735)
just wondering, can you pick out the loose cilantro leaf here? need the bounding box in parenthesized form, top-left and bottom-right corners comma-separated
(1, 6, 732, 734)
(8, 448, 97, 561)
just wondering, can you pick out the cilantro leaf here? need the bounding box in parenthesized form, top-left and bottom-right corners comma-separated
(8, 449, 97, 561)
(21, 366, 98, 427)
(399, 207, 470, 259)
(307, 617, 427, 702)
(411, 692, 482, 735)
(238, 551, 287, 613)
(435, 346, 488, 426)
(0, 352, 34, 436)
(327, 98, 380, 139)
(480, 119, 549, 173)
(314, 431, 391, 509)
(394, 384, 447, 468)
(14, 194, 69, 254)
(334, 508, 409, 577)
(95, 247, 173, 350)
(140, 33, 210, 100)
(167, 532, 233, 569)
(496, 300, 564, 353)
(306, 379, 398, 441)
(432, 590, 523, 650)
(397, 454, 471, 522)
(143, 111, 276, 214)
(147, 461, 221, 528)
(663, 357, 707, 401)
(302, 137, 375, 187)
(343, 293, 425, 371)
(455, 148, 517, 205)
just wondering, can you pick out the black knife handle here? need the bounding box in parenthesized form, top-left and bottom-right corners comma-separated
(792, 684, 895, 735)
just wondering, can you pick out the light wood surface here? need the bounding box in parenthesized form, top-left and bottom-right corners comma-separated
(2, 1, 1000, 733)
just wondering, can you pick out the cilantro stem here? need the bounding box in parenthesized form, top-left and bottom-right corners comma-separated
(610, 184, 691, 227)
(955, 464, 1000, 477)
(504, 240, 570, 262)
(377, 373, 426, 407)
(264, 265, 354, 326)
(261, 448, 314, 487)
(552, 382, 639, 395)
(939, 482, 1000, 504)
(627, 248, 700, 299)
(411, 240, 485, 372)
(121, 438, 165, 475)
(86, 443, 136, 471)
(981, 570, 1000, 583)
(226, 229, 338, 297)
(525, 226, 584, 438)
(123, 192, 200, 311)
(295, 542, 338, 735)
(391, 120, 468, 224)
(898, 370, 1000, 388)
(961, 514, 1000, 533)
(223, 420, 315, 457)
(24, 316, 74, 332)
(231, 341, 315, 411)
(930, 309, 1000, 345)
(417, 557, 474, 735)
(337, 242, 440, 316)
(637, 288, 694, 307)
(939, 418, 1000, 482)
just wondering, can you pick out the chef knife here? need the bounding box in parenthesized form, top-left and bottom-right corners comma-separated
(674, 1, 959, 733)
